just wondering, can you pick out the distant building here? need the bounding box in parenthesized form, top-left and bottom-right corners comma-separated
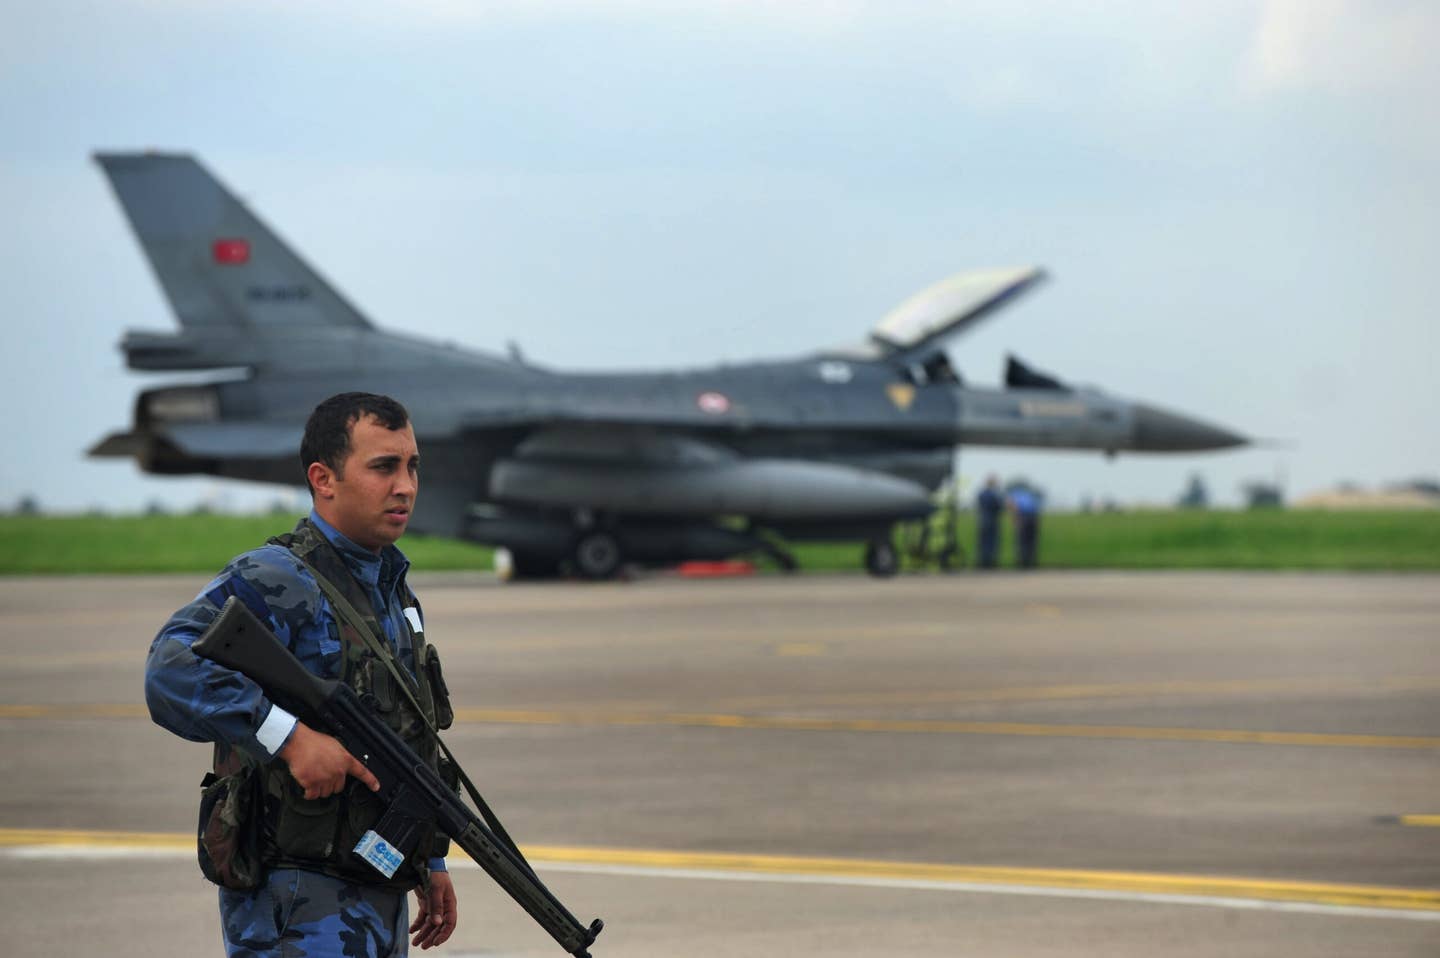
(1396, 478, 1440, 497)
(1293, 482, 1440, 510)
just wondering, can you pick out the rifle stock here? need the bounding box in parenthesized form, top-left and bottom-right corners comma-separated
(193, 596, 603, 957)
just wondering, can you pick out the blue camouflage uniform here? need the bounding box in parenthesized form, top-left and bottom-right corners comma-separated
(146, 510, 444, 958)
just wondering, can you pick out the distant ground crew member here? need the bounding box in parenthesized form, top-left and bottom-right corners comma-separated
(975, 475, 1004, 568)
(1009, 485, 1042, 569)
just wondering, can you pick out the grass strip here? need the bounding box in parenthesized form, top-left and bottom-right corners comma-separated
(2, 509, 1436, 575)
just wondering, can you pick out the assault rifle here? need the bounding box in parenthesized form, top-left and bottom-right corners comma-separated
(193, 596, 603, 957)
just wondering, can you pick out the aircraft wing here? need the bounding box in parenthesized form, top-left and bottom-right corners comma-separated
(869, 266, 1046, 358)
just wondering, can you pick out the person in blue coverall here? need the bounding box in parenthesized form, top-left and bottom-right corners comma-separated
(146, 393, 458, 956)
(1009, 484, 1043, 569)
(974, 475, 1005, 569)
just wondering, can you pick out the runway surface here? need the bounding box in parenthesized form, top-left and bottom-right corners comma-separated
(1, 570, 1437, 956)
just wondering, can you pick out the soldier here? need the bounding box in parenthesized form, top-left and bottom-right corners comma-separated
(145, 392, 459, 956)
(975, 475, 1004, 568)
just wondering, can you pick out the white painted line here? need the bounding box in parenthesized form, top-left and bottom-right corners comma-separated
(520, 860, 1440, 923)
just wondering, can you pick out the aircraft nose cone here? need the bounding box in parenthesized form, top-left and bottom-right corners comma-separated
(1132, 403, 1247, 452)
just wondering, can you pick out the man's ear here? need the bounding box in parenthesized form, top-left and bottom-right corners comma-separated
(307, 461, 337, 500)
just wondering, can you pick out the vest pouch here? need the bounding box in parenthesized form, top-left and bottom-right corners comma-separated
(345, 780, 386, 841)
(273, 786, 343, 862)
(365, 657, 431, 741)
(344, 783, 435, 886)
(197, 767, 265, 891)
(365, 657, 398, 715)
(423, 645, 454, 730)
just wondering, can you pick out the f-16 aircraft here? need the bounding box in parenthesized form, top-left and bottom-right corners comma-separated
(90, 152, 1246, 578)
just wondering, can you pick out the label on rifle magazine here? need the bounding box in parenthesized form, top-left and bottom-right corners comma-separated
(354, 830, 404, 878)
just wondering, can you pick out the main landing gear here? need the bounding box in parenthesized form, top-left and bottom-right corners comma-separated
(571, 530, 624, 580)
(863, 538, 900, 578)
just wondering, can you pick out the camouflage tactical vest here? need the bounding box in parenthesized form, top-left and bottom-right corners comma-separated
(210, 518, 451, 892)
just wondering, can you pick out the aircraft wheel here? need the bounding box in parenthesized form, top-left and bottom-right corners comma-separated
(864, 539, 899, 578)
(573, 531, 623, 580)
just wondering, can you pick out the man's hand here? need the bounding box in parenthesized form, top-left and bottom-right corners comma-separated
(410, 871, 458, 949)
(278, 721, 381, 799)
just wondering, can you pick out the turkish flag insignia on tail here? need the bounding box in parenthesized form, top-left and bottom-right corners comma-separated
(212, 238, 250, 265)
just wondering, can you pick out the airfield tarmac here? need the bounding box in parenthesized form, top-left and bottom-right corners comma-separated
(0, 570, 1437, 957)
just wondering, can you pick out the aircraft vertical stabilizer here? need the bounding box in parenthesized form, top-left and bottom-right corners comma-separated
(94, 152, 373, 335)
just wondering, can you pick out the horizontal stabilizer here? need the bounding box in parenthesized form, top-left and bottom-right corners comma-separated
(88, 422, 303, 464)
(164, 422, 303, 458)
(88, 432, 147, 457)
(870, 267, 1045, 357)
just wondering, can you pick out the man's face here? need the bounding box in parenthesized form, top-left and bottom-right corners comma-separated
(310, 415, 419, 553)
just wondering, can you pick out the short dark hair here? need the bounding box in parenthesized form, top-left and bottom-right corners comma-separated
(301, 392, 410, 494)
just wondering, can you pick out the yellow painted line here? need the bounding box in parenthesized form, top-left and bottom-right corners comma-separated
(1, 829, 1436, 915)
(0, 704, 148, 719)
(773, 642, 827, 657)
(448, 708, 1440, 751)
(4, 703, 1436, 750)
(1399, 816, 1440, 828)
(0, 828, 190, 850)
(525, 845, 1440, 914)
(14, 673, 1440, 713)
(718, 675, 1440, 711)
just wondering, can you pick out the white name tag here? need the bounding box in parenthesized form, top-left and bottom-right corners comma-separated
(403, 607, 423, 634)
(354, 830, 405, 878)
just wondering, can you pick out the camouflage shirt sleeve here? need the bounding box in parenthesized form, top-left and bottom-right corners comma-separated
(144, 544, 339, 762)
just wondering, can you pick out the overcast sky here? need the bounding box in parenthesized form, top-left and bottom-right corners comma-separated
(3, 0, 1437, 513)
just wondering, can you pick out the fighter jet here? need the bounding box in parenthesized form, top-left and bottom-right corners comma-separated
(89, 152, 1246, 578)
